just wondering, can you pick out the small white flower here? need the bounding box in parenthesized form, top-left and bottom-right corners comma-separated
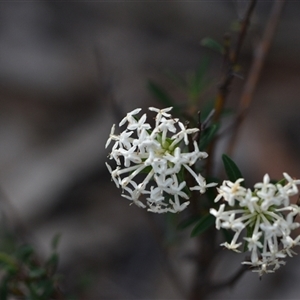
(105, 124, 117, 149)
(221, 241, 242, 253)
(172, 122, 199, 145)
(210, 204, 226, 230)
(214, 178, 246, 206)
(106, 107, 214, 213)
(211, 173, 300, 276)
(119, 108, 142, 127)
(148, 107, 173, 125)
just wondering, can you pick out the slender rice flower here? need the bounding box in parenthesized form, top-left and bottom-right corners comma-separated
(106, 107, 216, 213)
(210, 173, 300, 276)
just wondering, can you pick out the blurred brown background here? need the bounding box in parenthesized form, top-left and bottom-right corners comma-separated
(1, 1, 300, 299)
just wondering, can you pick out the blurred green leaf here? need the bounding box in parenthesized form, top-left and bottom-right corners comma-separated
(147, 81, 180, 115)
(200, 100, 215, 122)
(177, 215, 201, 230)
(15, 245, 34, 262)
(164, 69, 187, 90)
(39, 279, 55, 300)
(275, 178, 286, 186)
(191, 214, 215, 237)
(29, 268, 46, 280)
(199, 123, 220, 150)
(0, 252, 18, 272)
(222, 154, 244, 184)
(28, 282, 41, 300)
(45, 253, 59, 276)
(188, 58, 211, 101)
(0, 277, 9, 300)
(51, 234, 61, 251)
(201, 37, 223, 54)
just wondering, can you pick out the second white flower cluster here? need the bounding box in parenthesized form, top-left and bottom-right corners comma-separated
(210, 173, 300, 276)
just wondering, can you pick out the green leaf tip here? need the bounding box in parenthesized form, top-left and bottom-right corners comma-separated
(191, 214, 215, 237)
(222, 154, 244, 184)
(201, 37, 223, 54)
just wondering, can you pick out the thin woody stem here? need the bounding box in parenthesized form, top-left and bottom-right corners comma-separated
(189, 2, 257, 300)
(230, 0, 257, 65)
(206, 0, 257, 176)
(227, 0, 287, 156)
(213, 0, 257, 123)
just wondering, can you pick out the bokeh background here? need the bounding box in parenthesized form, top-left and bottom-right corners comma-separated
(1, 1, 300, 299)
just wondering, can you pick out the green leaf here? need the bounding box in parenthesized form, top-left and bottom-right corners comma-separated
(147, 81, 173, 106)
(188, 58, 211, 101)
(199, 123, 220, 150)
(177, 215, 201, 230)
(191, 214, 215, 237)
(39, 279, 55, 299)
(0, 277, 8, 300)
(200, 99, 215, 122)
(51, 233, 61, 251)
(28, 268, 46, 279)
(147, 81, 180, 115)
(222, 154, 244, 183)
(15, 245, 34, 262)
(0, 252, 18, 272)
(30, 282, 53, 300)
(275, 178, 286, 186)
(164, 69, 187, 90)
(45, 253, 59, 276)
(201, 37, 223, 54)
(27, 282, 41, 300)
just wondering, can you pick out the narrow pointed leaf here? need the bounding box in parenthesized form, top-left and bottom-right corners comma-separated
(191, 214, 215, 237)
(147, 80, 175, 107)
(177, 215, 201, 230)
(199, 123, 220, 150)
(201, 37, 223, 54)
(222, 154, 244, 184)
(51, 233, 61, 251)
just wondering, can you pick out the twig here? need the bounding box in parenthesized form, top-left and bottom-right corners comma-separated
(206, 0, 257, 176)
(227, 0, 287, 156)
(213, 0, 257, 123)
(189, 3, 257, 300)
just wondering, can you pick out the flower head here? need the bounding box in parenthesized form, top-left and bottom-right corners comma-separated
(106, 107, 215, 213)
(210, 174, 300, 276)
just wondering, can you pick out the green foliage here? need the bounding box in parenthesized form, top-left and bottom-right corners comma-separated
(191, 214, 215, 237)
(51, 234, 61, 251)
(177, 215, 201, 231)
(186, 58, 212, 103)
(201, 37, 223, 54)
(148, 57, 213, 126)
(199, 123, 220, 151)
(222, 154, 244, 184)
(147, 81, 180, 115)
(0, 236, 62, 299)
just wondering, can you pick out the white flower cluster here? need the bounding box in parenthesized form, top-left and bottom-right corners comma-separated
(210, 173, 300, 276)
(106, 107, 215, 213)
